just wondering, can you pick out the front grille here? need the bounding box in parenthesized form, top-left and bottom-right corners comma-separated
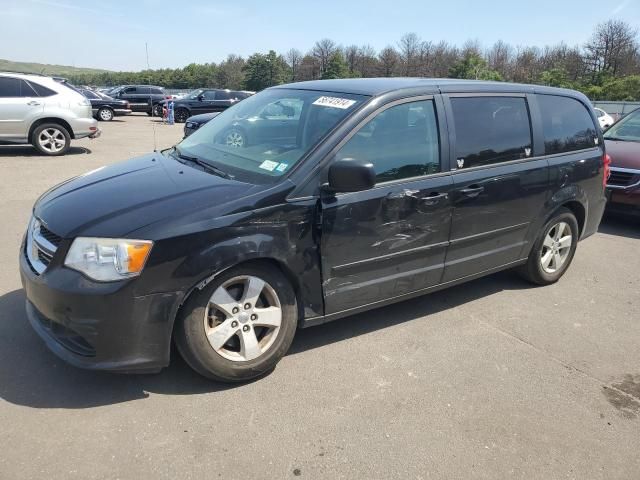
(607, 167, 640, 189)
(24, 217, 61, 275)
(39, 224, 62, 247)
(608, 170, 635, 187)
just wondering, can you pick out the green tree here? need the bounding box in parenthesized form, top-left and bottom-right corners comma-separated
(243, 50, 290, 91)
(449, 53, 502, 81)
(322, 52, 349, 79)
(539, 68, 574, 88)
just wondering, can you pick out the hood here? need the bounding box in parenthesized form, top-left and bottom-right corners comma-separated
(605, 139, 640, 170)
(34, 153, 262, 239)
(188, 112, 221, 124)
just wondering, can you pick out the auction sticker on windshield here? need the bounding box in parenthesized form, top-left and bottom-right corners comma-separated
(312, 96, 357, 109)
(259, 160, 279, 172)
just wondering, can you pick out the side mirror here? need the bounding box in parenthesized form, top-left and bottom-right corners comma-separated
(197, 94, 204, 101)
(326, 158, 376, 193)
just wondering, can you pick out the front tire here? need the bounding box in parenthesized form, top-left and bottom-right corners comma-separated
(31, 123, 71, 156)
(97, 107, 114, 121)
(175, 263, 298, 382)
(517, 207, 579, 285)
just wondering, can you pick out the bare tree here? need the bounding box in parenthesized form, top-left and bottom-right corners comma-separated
(344, 45, 359, 75)
(378, 46, 400, 76)
(431, 41, 459, 77)
(487, 40, 514, 79)
(584, 20, 639, 77)
(285, 48, 303, 81)
(311, 38, 338, 75)
(357, 45, 378, 77)
(297, 54, 322, 81)
(398, 33, 421, 76)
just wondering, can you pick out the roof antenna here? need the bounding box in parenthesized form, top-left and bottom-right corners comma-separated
(146, 42, 158, 152)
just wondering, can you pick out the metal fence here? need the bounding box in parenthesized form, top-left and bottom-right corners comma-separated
(592, 101, 640, 120)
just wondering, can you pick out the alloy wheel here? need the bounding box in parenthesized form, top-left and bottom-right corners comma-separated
(204, 275, 282, 362)
(99, 109, 113, 121)
(37, 128, 66, 153)
(225, 131, 244, 148)
(540, 221, 572, 273)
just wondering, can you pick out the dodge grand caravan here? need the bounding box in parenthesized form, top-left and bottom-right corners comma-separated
(20, 78, 607, 382)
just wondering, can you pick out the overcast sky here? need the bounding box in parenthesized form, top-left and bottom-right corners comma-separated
(1, 0, 639, 71)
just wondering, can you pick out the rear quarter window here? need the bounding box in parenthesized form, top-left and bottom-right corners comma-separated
(538, 95, 598, 155)
(27, 81, 57, 97)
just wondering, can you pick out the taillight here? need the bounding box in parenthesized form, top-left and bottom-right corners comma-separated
(603, 153, 612, 189)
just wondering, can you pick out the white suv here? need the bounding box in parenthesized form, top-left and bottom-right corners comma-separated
(0, 72, 100, 156)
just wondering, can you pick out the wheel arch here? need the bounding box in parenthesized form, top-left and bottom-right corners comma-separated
(29, 117, 74, 140)
(561, 200, 586, 236)
(170, 256, 305, 344)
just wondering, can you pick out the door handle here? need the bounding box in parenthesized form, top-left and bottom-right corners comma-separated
(421, 192, 448, 205)
(459, 185, 484, 198)
(27, 101, 41, 106)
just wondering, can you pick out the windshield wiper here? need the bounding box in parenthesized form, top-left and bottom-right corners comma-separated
(171, 147, 234, 180)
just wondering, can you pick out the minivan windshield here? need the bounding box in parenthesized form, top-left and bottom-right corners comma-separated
(603, 108, 640, 142)
(176, 88, 367, 183)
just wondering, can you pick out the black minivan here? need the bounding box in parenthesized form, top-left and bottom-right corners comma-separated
(20, 78, 608, 382)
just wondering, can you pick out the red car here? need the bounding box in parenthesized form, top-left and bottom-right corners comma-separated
(604, 108, 640, 215)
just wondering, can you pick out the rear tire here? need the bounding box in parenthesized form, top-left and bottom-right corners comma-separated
(97, 107, 114, 121)
(175, 263, 298, 382)
(153, 103, 163, 117)
(31, 123, 71, 156)
(175, 108, 189, 123)
(517, 208, 579, 285)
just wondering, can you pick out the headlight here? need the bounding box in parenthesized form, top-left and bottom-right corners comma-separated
(64, 237, 153, 282)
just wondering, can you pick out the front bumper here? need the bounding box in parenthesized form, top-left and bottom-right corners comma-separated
(606, 188, 640, 216)
(19, 241, 182, 373)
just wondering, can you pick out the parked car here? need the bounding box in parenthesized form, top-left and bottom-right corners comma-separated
(0, 72, 100, 155)
(78, 88, 132, 121)
(604, 107, 640, 215)
(594, 107, 615, 129)
(109, 85, 168, 115)
(156, 88, 253, 122)
(183, 111, 220, 137)
(20, 78, 607, 382)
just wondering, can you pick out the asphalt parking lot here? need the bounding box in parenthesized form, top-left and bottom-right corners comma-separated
(0, 115, 639, 479)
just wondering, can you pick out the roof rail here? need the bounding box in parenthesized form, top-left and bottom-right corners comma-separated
(0, 70, 48, 76)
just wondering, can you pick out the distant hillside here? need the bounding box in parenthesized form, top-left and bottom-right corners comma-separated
(0, 59, 111, 76)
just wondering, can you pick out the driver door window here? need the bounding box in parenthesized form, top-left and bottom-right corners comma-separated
(336, 100, 440, 182)
(202, 90, 217, 101)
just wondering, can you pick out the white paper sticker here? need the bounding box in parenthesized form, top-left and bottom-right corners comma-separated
(276, 163, 289, 172)
(259, 160, 279, 172)
(312, 96, 356, 109)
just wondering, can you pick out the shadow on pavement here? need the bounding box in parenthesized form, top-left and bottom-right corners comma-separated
(0, 270, 530, 409)
(599, 213, 640, 239)
(0, 146, 91, 157)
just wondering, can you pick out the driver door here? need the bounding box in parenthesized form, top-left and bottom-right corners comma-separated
(192, 90, 217, 114)
(320, 97, 454, 315)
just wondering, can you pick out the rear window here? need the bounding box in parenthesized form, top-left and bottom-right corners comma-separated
(451, 96, 532, 169)
(150, 88, 164, 95)
(538, 95, 598, 155)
